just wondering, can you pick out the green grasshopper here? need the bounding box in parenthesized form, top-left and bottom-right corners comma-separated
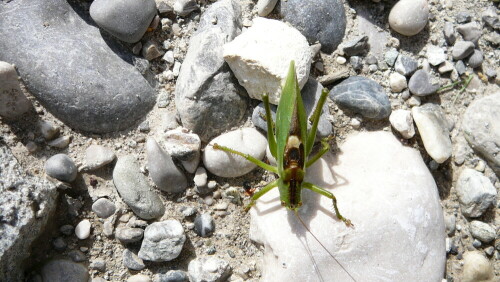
(213, 61, 355, 280)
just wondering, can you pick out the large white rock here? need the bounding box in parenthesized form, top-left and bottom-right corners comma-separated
(388, 0, 429, 36)
(223, 17, 312, 105)
(250, 131, 445, 281)
(203, 128, 267, 178)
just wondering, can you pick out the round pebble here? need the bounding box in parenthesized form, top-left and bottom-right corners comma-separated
(462, 251, 493, 282)
(469, 221, 496, 243)
(83, 145, 116, 171)
(75, 219, 91, 240)
(389, 0, 429, 36)
(45, 154, 77, 182)
(91, 198, 116, 219)
(389, 109, 415, 139)
(138, 220, 186, 262)
(194, 213, 215, 237)
(116, 227, 144, 244)
(123, 249, 145, 271)
(389, 72, 407, 93)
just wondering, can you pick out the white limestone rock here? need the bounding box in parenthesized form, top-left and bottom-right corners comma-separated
(389, 109, 415, 139)
(223, 17, 312, 105)
(250, 131, 445, 281)
(389, 0, 429, 36)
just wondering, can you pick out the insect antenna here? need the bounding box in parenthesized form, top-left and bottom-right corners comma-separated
(294, 211, 357, 282)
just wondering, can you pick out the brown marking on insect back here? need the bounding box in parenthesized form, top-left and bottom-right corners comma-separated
(283, 134, 305, 208)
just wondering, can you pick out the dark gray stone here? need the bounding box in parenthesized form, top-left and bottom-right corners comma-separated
(52, 237, 67, 252)
(174, 0, 200, 17)
(395, 55, 418, 77)
(122, 249, 145, 271)
(408, 70, 440, 97)
(455, 11, 472, 24)
(462, 93, 500, 176)
(138, 220, 186, 262)
(41, 259, 89, 282)
(329, 76, 391, 120)
(156, 270, 189, 282)
(350, 56, 363, 71)
(455, 60, 467, 76)
(252, 78, 332, 139)
(482, 7, 500, 30)
(194, 214, 215, 237)
(45, 154, 77, 183)
(0, 0, 156, 133)
(92, 198, 116, 219)
(279, 0, 346, 53)
(452, 41, 475, 60)
(146, 138, 188, 193)
(90, 0, 156, 43)
(457, 22, 482, 45)
(113, 155, 165, 220)
(68, 250, 87, 262)
(116, 227, 144, 244)
(60, 225, 74, 236)
(175, 0, 248, 142)
(467, 50, 483, 68)
(443, 22, 457, 45)
(342, 36, 369, 56)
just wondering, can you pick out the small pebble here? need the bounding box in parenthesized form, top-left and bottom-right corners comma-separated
(47, 136, 71, 149)
(443, 22, 457, 45)
(128, 274, 151, 282)
(89, 259, 106, 272)
(389, 109, 415, 139)
(456, 22, 482, 44)
(194, 167, 208, 188)
(438, 61, 454, 74)
(60, 225, 74, 236)
(389, 73, 407, 93)
(52, 237, 67, 251)
(452, 41, 475, 60)
(395, 55, 418, 76)
(123, 249, 145, 271)
(462, 251, 493, 282)
(467, 50, 483, 69)
(38, 120, 60, 140)
(75, 219, 91, 240)
(385, 48, 399, 67)
(142, 41, 163, 61)
(173, 0, 199, 17)
(408, 70, 439, 96)
(349, 56, 363, 71)
(45, 154, 77, 182)
(455, 60, 467, 76)
(426, 45, 446, 66)
(83, 145, 116, 171)
(68, 250, 86, 262)
(342, 35, 369, 56)
(194, 214, 215, 237)
(116, 227, 144, 244)
(155, 270, 188, 282)
(456, 168, 496, 218)
(138, 220, 186, 262)
(336, 56, 347, 64)
(470, 221, 496, 243)
(91, 198, 116, 218)
(388, 0, 429, 36)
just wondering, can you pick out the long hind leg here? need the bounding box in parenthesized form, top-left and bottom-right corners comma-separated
(302, 182, 353, 227)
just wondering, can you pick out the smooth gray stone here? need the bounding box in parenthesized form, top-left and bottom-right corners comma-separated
(146, 138, 188, 193)
(113, 155, 165, 220)
(279, 0, 346, 53)
(467, 50, 483, 68)
(194, 213, 215, 237)
(156, 270, 189, 282)
(342, 35, 369, 56)
(408, 70, 439, 96)
(385, 48, 399, 67)
(138, 220, 186, 262)
(252, 78, 332, 138)
(470, 221, 496, 243)
(455, 60, 467, 75)
(329, 76, 391, 120)
(45, 154, 77, 183)
(443, 22, 457, 45)
(90, 0, 156, 43)
(116, 227, 144, 244)
(91, 198, 116, 219)
(452, 41, 475, 60)
(52, 237, 67, 252)
(350, 56, 363, 71)
(41, 259, 89, 282)
(0, 0, 156, 133)
(122, 249, 145, 271)
(457, 22, 482, 45)
(175, 0, 247, 142)
(482, 7, 500, 30)
(394, 55, 418, 76)
(68, 250, 86, 262)
(462, 93, 500, 176)
(456, 168, 496, 218)
(0, 61, 32, 120)
(455, 11, 472, 24)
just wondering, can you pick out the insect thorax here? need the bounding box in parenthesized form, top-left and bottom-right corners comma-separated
(282, 134, 305, 209)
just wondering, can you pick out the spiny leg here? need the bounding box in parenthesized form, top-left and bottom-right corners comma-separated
(212, 143, 278, 174)
(306, 88, 329, 156)
(262, 94, 277, 158)
(302, 182, 353, 227)
(305, 136, 331, 168)
(244, 179, 279, 212)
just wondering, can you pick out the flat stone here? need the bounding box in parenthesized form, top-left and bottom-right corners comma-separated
(412, 104, 452, 163)
(457, 22, 482, 45)
(467, 50, 483, 68)
(462, 251, 494, 282)
(469, 221, 496, 243)
(89, 259, 106, 272)
(0, 61, 32, 120)
(90, 0, 156, 43)
(0, 0, 156, 133)
(452, 41, 475, 60)
(223, 18, 311, 105)
(341, 35, 369, 57)
(155, 270, 189, 282)
(462, 93, 500, 176)
(389, 0, 429, 36)
(175, 0, 247, 142)
(443, 22, 457, 45)
(385, 48, 399, 67)
(113, 155, 165, 220)
(47, 136, 71, 149)
(456, 168, 496, 218)
(0, 142, 57, 281)
(123, 249, 145, 271)
(252, 78, 332, 139)
(203, 128, 267, 178)
(408, 69, 439, 96)
(389, 109, 415, 139)
(45, 154, 77, 183)
(116, 227, 144, 244)
(188, 257, 232, 282)
(455, 60, 467, 75)
(83, 145, 116, 171)
(257, 0, 278, 16)
(481, 6, 500, 30)
(160, 127, 201, 173)
(138, 220, 186, 262)
(329, 76, 391, 120)
(389, 72, 408, 93)
(456, 11, 472, 24)
(438, 61, 454, 74)
(278, 0, 346, 53)
(426, 45, 446, 66)
(395, 55, 418, 76)
(41, 259, 89, 282)
(92, 198, 116, 219)
(250, 131, 445, 281)
(146, 138, 188, 193)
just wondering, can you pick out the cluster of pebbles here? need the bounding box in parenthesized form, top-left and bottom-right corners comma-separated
(0, 0, 499, 281)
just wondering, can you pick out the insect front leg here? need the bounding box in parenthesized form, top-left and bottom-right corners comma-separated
(305, 88, 329, 156)
(244, 179, 279, 212)
(212, 143, 278, 174)
(305, 137, 331, 168)
(302, 182, 353, 227)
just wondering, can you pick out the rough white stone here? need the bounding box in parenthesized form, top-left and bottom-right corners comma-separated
(412, 104, 452, 163)
(250, 131, 445, 281)
(75, 219, 91, 240)
(0, 61, 32, 120)
(223, 17, 312, 104)
(256, 0, 278, 17)
(389, 109, 415, 139)
(389, 0, 429, 36)
(456, 168, 496, 218)
(83, 145, 116, 171)
(462, 251, 494, 282)
(426, 45, 446, 66)
(203, 128, 267, 178)
(389, 72, 408, 92)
